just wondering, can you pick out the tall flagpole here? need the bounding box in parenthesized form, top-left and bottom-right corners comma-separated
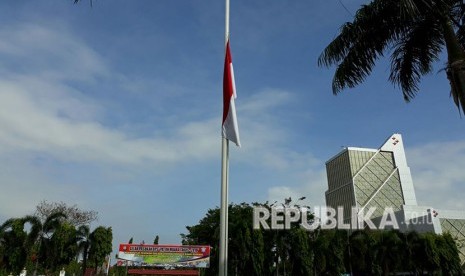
(219, 138, 229, 276)
(219, 0, 230, 275)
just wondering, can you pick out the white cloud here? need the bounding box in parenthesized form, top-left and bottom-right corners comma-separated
(0, 23, 306, 170)
(233, 89, 315, 170)
(0, 76, 302, 166)
(408, 140, 465, 209)
(266, 138, 465, 213)
(0, 23, 219, 165)
(0, 83, 220, 164)
(0, 23, 108, 82)
(239, 89, 292, 116)
(267, 159, 327, 208)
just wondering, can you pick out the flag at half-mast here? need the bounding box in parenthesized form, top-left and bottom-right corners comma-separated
(222, 40, 241, 147)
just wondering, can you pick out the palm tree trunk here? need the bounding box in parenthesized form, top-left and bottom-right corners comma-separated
(442, 19, 465, 112)
(383, 261, 389, 276)
(82, 244, 88, 276)
(33, 238, 42, 276)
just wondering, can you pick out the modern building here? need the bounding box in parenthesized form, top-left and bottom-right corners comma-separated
(325, 133, 465, 265)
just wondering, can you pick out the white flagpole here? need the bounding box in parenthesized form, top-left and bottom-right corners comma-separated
(219, 0, 230, 275)
(219, 138, 229, 276)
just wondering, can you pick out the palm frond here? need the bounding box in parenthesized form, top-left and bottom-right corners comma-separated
(43, 211, 67, 234)
(0, 218, 16, 242)
(450, 1, 465, 48)
(399, 0, 422, 17)
(399, 0, 453, 17)
(389, 17, 443, 101)
(455, 25, 465, 48)
(446, 60, 465, 113)
(319, 0, 462, 98)
(23, 215, 42, 247)
(74, 0, 93, 6)
(319, 0, 408, 93)
(317, 22, 355, 67)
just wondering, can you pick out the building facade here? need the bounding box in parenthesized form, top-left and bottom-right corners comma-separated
(325, 133, 465, 265)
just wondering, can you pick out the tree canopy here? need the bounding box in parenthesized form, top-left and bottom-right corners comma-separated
(182, 201, 464, 275)
(0, 202, 111, 276)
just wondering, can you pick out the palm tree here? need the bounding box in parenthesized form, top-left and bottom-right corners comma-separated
(287, 227, 312, 275)
(319, 0, 465, 113)
(0, 219, 14, 245)
(76, 225, 90, 276)
(404, 231, 422, 274)
(417, 232, 441, 273)
(435, 233, 462, 275)
(23, 212, 67, 275)
(347, 230, 371, 275)
(313, 230, 346, 275)
(0, 218, 29, 274)
(373, 230, 404, 276)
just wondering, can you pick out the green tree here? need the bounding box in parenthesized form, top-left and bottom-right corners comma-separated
(88, 226, 112, 270)
(23, 211, 67, 275)
(372, 230, 404, 276)
(153, 235, 159, 245)
(436, 233, 463, 275)
(42, 222, 78, 272)
(0, 204, 108, 276)
(182, 208, 219, 276)
(182, 203, 267, 276)
(319, 0, 465, 113)
(313, 229, 346, 275)
(287, 227, 312, 275)
(404, 231, 423, 274)
(419, 232, 441, 273)
(182, 201, 464, 275)
(227, 203, 264, 275)
(346, 230, 464, 275)
(347, 230, 373, 275)
(0, 219, 28, 274)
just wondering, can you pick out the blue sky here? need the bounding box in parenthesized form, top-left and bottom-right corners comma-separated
(1, 0, 465, 254)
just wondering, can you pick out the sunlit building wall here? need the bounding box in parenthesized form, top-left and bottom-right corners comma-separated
(325, 134, 465, 266)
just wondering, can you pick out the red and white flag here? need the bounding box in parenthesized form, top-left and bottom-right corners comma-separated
(222, 40, 241, 147)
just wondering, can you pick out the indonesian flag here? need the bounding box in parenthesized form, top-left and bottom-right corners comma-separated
(222, 40, 241, 147)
